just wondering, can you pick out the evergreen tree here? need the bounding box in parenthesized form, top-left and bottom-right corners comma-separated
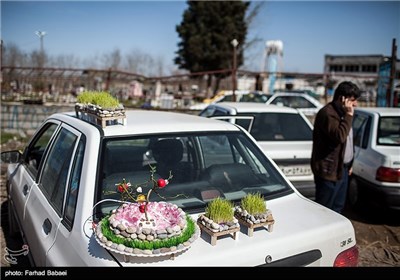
(175, 1, 250, 94)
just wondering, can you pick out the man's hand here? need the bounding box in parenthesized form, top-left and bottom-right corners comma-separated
(342, 96, 355, 116)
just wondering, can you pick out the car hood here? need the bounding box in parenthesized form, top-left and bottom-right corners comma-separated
(258, 141, 312, 160)
(95, 194, 355, 266)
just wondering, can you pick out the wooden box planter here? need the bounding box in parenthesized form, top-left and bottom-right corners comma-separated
(234, 207, 275, 237)
(75, 104, 126, 128)
(197, 215, 240, 246)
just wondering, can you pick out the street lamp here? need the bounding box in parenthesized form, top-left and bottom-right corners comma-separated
(35, 31, 47, 68)
(231, 39, 239, 102)
(35, 31, 46, 53)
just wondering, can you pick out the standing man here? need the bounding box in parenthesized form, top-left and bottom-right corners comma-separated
(311, 81, 360, 213)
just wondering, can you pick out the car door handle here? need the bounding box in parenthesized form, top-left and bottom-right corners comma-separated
(22, 184, 29, 196)
(42, 218, 52, 235)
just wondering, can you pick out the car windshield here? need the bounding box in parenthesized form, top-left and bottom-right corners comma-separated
(97, 132, 292, 216)
(377, 116, 400, 146)
(236, 112, 313, 141)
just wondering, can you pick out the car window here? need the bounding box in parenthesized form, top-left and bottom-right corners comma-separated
(98, 132, 292, 216)
(291, 96, 316, 108)
(238, 113, 312, 141)
(199, 134, 243, 166)
(378, 116, 400, 146)
(270, 96, 316, 109)
(235, 117, 253, 131)
(353, 113, 370, 148)
(40, 128, 78, 215)
(24, 123, 58, 179)
(221, 95, 234, 102)
(240, 94, 269, 103)
(270, 96, 290, 107)
(199, 107, 228, 117)
(63, 137, 85, 230)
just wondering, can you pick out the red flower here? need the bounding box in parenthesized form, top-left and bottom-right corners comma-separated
(117, 184, 127, 193)
(139, 204, 146, 213)
(157, 178, 167, 188)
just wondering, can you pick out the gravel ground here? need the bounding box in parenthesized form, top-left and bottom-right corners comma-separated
(0, 139, 399, 267)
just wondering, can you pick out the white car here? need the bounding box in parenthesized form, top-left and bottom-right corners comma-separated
(2, 109, 358, 266)
(199, 103, 316, 199)
(189, 90, 268, 110)
(265, 92, 323, 119)
(348, 107, 400, 210)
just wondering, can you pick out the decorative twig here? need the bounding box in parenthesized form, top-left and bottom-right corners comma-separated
(106, 165, 186, 222)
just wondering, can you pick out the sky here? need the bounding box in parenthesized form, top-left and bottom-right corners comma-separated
(1, 0, 399, 74)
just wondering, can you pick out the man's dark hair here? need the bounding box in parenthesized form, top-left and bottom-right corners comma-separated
(333, 81, 361, 101)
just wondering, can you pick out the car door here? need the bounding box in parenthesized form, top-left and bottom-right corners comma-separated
(23, 124, 81, 266)
(45, 136, 87, 266)
(352, 112, 372, 178)
(8, 121, 59, 231)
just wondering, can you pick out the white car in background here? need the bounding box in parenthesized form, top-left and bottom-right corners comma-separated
(1, 109, 358, 266)
(199, 102, 316, 199)
(265, 91, 323, 120)
(348, 107, 400, 210)
(189, 90, 268, 110)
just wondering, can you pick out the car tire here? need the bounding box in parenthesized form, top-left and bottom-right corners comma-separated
(347, 177, 361, 209)
(8, 200, 20, 238)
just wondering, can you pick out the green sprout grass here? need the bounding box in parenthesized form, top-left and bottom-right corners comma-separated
(205, 197, 234, 224)
(240, 193, 266, 215)
(77, 91, 120, 109)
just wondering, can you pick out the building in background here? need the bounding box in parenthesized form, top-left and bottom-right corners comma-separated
(324, 54, 400, 105)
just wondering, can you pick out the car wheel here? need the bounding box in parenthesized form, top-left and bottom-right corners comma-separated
(8, 200, 20, 237)
(347, 177, 360, 209)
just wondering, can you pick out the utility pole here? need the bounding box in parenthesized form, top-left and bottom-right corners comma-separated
(231, 39, 238, 102)
(0, 39, 3, 68)
(105, 68, 112, 91)
(388, 38, 397, 107)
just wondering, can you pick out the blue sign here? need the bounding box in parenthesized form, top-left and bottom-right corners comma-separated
(377, 61, 391, 107)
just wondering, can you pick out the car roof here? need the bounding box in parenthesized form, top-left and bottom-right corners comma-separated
(355, 107, 400, 117)
(217, 90, 264, 96)
(53, 110, 241, 137)
(271, 92, 322, 102)
(272, 91, 309, 96)
(209, 102, 301, 113)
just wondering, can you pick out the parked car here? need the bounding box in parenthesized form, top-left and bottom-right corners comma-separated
(265, 91, 323, 119)
(347, 107, 400, 210)
(2, 110, 358, 266)
(357, 91, 374, 103)
(199, 102, 316, 199)
(189, 90, 268, 110)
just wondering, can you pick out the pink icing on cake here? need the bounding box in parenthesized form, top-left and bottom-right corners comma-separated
(114, 201, 185, 230)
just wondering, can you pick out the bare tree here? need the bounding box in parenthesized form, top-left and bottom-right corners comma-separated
(49, 54, 81, 68)
(2, 42, 25, 67)
(30, 50, 48, 68)
(82, 54, 101, 69)
(125, 48, 166, 76)
(102, 48, 122, 69)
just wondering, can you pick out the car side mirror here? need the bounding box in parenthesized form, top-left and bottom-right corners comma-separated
(1, 150, 22, 164)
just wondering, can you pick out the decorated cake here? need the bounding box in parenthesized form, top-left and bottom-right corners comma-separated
(94, 167, 199, 257)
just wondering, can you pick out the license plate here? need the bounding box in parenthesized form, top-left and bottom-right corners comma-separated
(280, 165, 312, 176)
